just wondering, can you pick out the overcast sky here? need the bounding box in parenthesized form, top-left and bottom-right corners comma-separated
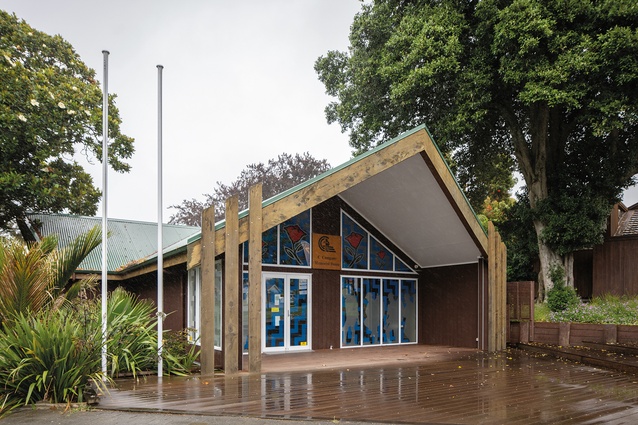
(3, 0, 363, 223)
(3, 1, 638, 224)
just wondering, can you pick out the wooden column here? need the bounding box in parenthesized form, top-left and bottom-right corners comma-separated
(487, 222, 508, 352)
(224, 195, 240, 374)
(200, 206, 216, 375)
(488, 222, 497, 352)
(248, 183, 262, 373)
(500, 239, 507, 350)
(488, 222, 507, 352)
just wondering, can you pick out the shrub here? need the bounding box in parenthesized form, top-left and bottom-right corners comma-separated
(546, 265, 579, 312)
(162, 329, 200, 376)
(82, 287, 200, 377)
(0, 310, 106, 413)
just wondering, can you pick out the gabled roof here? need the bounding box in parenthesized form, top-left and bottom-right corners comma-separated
(27, 213, 200, 273)
(616, 203, 638, 236)
(189, 125, 488, 269)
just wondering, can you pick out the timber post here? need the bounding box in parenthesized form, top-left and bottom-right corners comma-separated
(248, 183, 263, 373)
(200, 206, 216, 375)
(224, 195, 240, 373)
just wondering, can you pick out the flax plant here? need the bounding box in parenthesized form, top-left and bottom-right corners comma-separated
(0, 310, 104, 410)
(0, 227, 104, 414)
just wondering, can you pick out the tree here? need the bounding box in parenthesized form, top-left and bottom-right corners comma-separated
(169, 152, 331, 226)
(315, 0, 638, 298)
(0, 11, 134, 238)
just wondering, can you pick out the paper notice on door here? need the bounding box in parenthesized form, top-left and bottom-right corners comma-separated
(275, 316, 280, 326)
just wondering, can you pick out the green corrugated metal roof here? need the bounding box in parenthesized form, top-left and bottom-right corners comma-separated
(27, 213, 200, 273)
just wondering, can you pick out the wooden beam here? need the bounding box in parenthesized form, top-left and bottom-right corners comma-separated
(186, 128, 488, 267)
(75, 252, 188, 281)
(200, 206, 216, 375)
(188, 128, 431, 261)
(248, 183, 262, 373)
(224, 195, 240, 374)
(187, 240, 201, 270)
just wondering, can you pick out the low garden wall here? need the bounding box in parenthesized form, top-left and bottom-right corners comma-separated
(510, 321, 638, 346)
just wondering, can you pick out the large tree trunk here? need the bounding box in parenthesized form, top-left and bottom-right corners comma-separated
(502, 102, 574, 301)
(532, 219, 565, 301)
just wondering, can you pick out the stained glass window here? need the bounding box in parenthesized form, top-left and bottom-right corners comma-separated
(342, 214, 368, 269)
(395, 257, 412, 273)
(370, 237, 393, 271)
(341, 276, 417, 347)
(280, 210, 311, 266)
(341, 277, 360, 347)
(342, 211, 415, 273)
(401, 280, 417, 342)
(262, 226, 278, 265)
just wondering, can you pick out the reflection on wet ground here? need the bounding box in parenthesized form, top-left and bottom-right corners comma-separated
(100, 347, 638, 424)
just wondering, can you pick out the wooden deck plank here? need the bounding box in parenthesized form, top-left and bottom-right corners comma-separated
(99, 346, 638, 424)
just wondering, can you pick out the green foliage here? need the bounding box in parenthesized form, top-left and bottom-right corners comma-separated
(101, 287, 158, 377)
(477, 195, 515, 229)
(84, 287, 199, 377)
(162, 328, 200, 376)
(316, 0, 638, 291)
(534, 302, 551, 322)
(546, 265, 579, 312)
(535, 180, 616, 256)
(548, 295, 638, 325)
(0, 310, 106, 412)
(0, 11, 134, 232)
(0, 231, 198, 413)
(492, 192, 539, 282)
(0, 226, 101, 324)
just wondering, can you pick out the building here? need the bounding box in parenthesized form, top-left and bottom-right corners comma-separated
(185, 125, 507, 374)
(25, 213, 200, 332)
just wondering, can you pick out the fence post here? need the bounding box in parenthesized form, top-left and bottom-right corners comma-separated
(559, 322, 571, 347)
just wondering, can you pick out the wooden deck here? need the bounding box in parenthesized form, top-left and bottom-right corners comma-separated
(99, 345, 638, 424)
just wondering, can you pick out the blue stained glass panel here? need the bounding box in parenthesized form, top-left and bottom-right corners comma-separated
(242, 273, 249, 353)
(341, 277, 360, 346)
(289, 278, 308, 347)
(265, 277, 285, 348)
(383, 279, 400, 343)
(370, 237, 393, 271)
(280, 210, 311, 266)
(395, 257, 412, 273)
(342, 214, 368, 269)
(262, 226, 278, 264)
(401, 280, 417, 342)
(362, 278, 381, 345)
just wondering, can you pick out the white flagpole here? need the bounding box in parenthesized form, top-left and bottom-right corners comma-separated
(157, 64, 164, 377)
(101, 50, 109, 379)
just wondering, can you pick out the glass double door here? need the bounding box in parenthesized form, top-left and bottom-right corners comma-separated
(263, 273, 311, 352)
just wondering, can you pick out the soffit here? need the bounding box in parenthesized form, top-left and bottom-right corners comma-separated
(340, 154, 482, 268)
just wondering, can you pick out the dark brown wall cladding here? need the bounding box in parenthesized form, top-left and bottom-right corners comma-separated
(312, 197, 342, 235)
(311, 269, 342, 349)
(111, 265, 187, 332)
(420, 263, 480, 348)
(573, 249, 593, 299)
(593, 236, 638, 297)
